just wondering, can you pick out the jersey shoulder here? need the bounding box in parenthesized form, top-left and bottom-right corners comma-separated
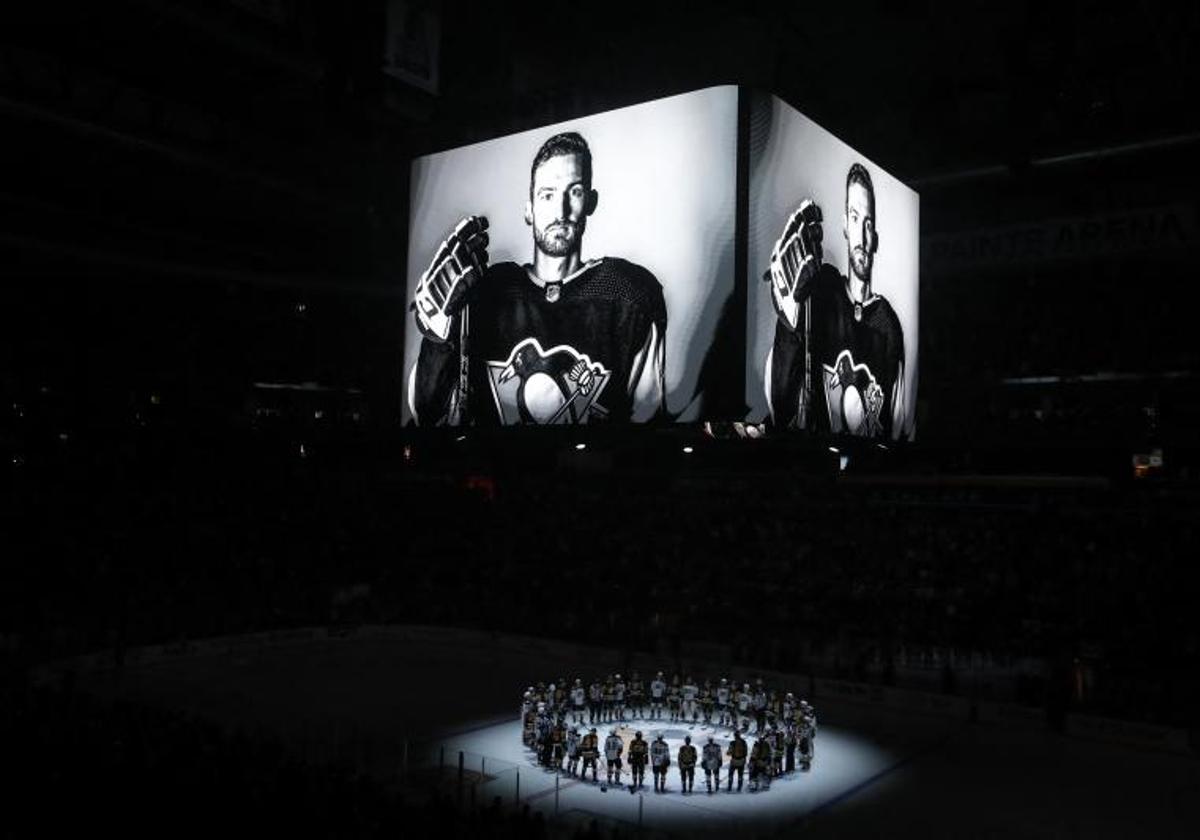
(867, 295, 904, 344)
(578, 258, 666, 318)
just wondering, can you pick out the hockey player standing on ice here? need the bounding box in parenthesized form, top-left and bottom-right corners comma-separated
(628, 731, 649, 790)
(570, 678, 586, 725)
(677, 735, 698, 794)
(802, 699, 818, 738)
(752, 680, 768, 733)
(628, 671, 645, 720)
(681, 675, 699, 725)
(702, 736, 723, 794)
(522, 689, 536, 746)
(409, 131, 668, 426)
(700, 679, 715, 725)
(726, 731, 748, 792)
(716, 678, 732, 728)
(566, 727, 581, 776)
(602, 674, 616, 723)
(649, 672, 666, 720)
(667, 674, 682, 723)
(764, 163, 907, 438)
(735, 683, 753, 733)
(614, 674, 627, 722)
(784, 719, 797, 774)
(798, 701, 817, 768)
(650, 734, 671, 793)
(580, 727, 600, 782)
(771, 725, 786, 777)
(604, 728, 624, 785)
(588, 678, 603, 725)
(749, 732, 772, 792)
(552, 717, 567, 770)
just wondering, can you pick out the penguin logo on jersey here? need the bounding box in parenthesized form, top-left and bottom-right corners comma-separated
(487, 338, 611, 425)
(822, 349, 884, 437)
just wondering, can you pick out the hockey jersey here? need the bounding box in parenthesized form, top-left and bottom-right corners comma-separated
(605, 734, 624, 760)
(650, 740, 670, 768)
(413, 258, 666, 425)
(678, 744, 697, 768)
(769, 264, 905, 438)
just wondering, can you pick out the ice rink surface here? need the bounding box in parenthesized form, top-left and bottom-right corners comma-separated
(74, 630, 1200, 838)
(440, 715, 895, 834)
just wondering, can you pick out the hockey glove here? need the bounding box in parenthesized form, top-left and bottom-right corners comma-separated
(765, 199, 823, 331)
(412, 215, 490, 342)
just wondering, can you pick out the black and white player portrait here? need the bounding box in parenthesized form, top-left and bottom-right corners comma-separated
(403, 87, 739, 426)
(746, 94, 919, 439)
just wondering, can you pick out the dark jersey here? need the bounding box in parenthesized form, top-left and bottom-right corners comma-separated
(413, 258, 666, 425)
(769, 265, 904, 437)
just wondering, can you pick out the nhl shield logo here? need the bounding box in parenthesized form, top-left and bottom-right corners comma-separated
(822, 349, 884, 437)
(487, 337, 611, 425)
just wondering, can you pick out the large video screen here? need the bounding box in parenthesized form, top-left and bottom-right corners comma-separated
(745, 92, 919, 440)
(401, 86, 739, 426)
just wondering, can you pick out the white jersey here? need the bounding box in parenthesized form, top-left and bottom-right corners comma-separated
(736, 691, 751, 712)
(571, 686, 586, 706)
(702, 742, 722, 771)
(615, 682, 626, 702)
(681, 682, 698, 701)
(650, 679, 666, 699)
(716, 686, 730, 705)
(566, 730, 580, 757)
(650, 740, 670, 768)
(605, 734, 624, 761)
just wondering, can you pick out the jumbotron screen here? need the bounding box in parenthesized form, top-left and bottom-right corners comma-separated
(745, 91, 920, 440)
(400, 87, 918, 437)
(401, 86, 739, 426)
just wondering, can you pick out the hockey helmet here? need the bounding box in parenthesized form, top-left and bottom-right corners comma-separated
(684, 735, 692, 745)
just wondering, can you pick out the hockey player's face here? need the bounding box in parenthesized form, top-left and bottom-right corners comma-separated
(844, 182, 876, 282)
(529, 153, 590, 258)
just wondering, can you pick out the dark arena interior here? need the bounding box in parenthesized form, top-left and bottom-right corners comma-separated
(4, 3, 1200, 838)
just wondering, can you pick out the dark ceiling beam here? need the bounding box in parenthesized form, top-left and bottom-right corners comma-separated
(0, 92, 363, 217)
(125, 0, 325, 82)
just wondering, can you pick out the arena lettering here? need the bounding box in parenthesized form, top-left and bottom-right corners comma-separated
(925, 205, 1196, 273)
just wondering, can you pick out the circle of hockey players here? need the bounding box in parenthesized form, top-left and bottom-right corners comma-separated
(520, 672, 817, 795)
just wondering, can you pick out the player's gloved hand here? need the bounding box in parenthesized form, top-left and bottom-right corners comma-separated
(412, 215, 489, 342)
(764, 199, 823, 331)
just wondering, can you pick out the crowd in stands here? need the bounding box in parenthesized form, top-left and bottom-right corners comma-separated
(5, 432, 1197, 732)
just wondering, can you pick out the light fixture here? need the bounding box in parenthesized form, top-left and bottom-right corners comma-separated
(575, 443, 587, 451)
(682, 446, 694, 454)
